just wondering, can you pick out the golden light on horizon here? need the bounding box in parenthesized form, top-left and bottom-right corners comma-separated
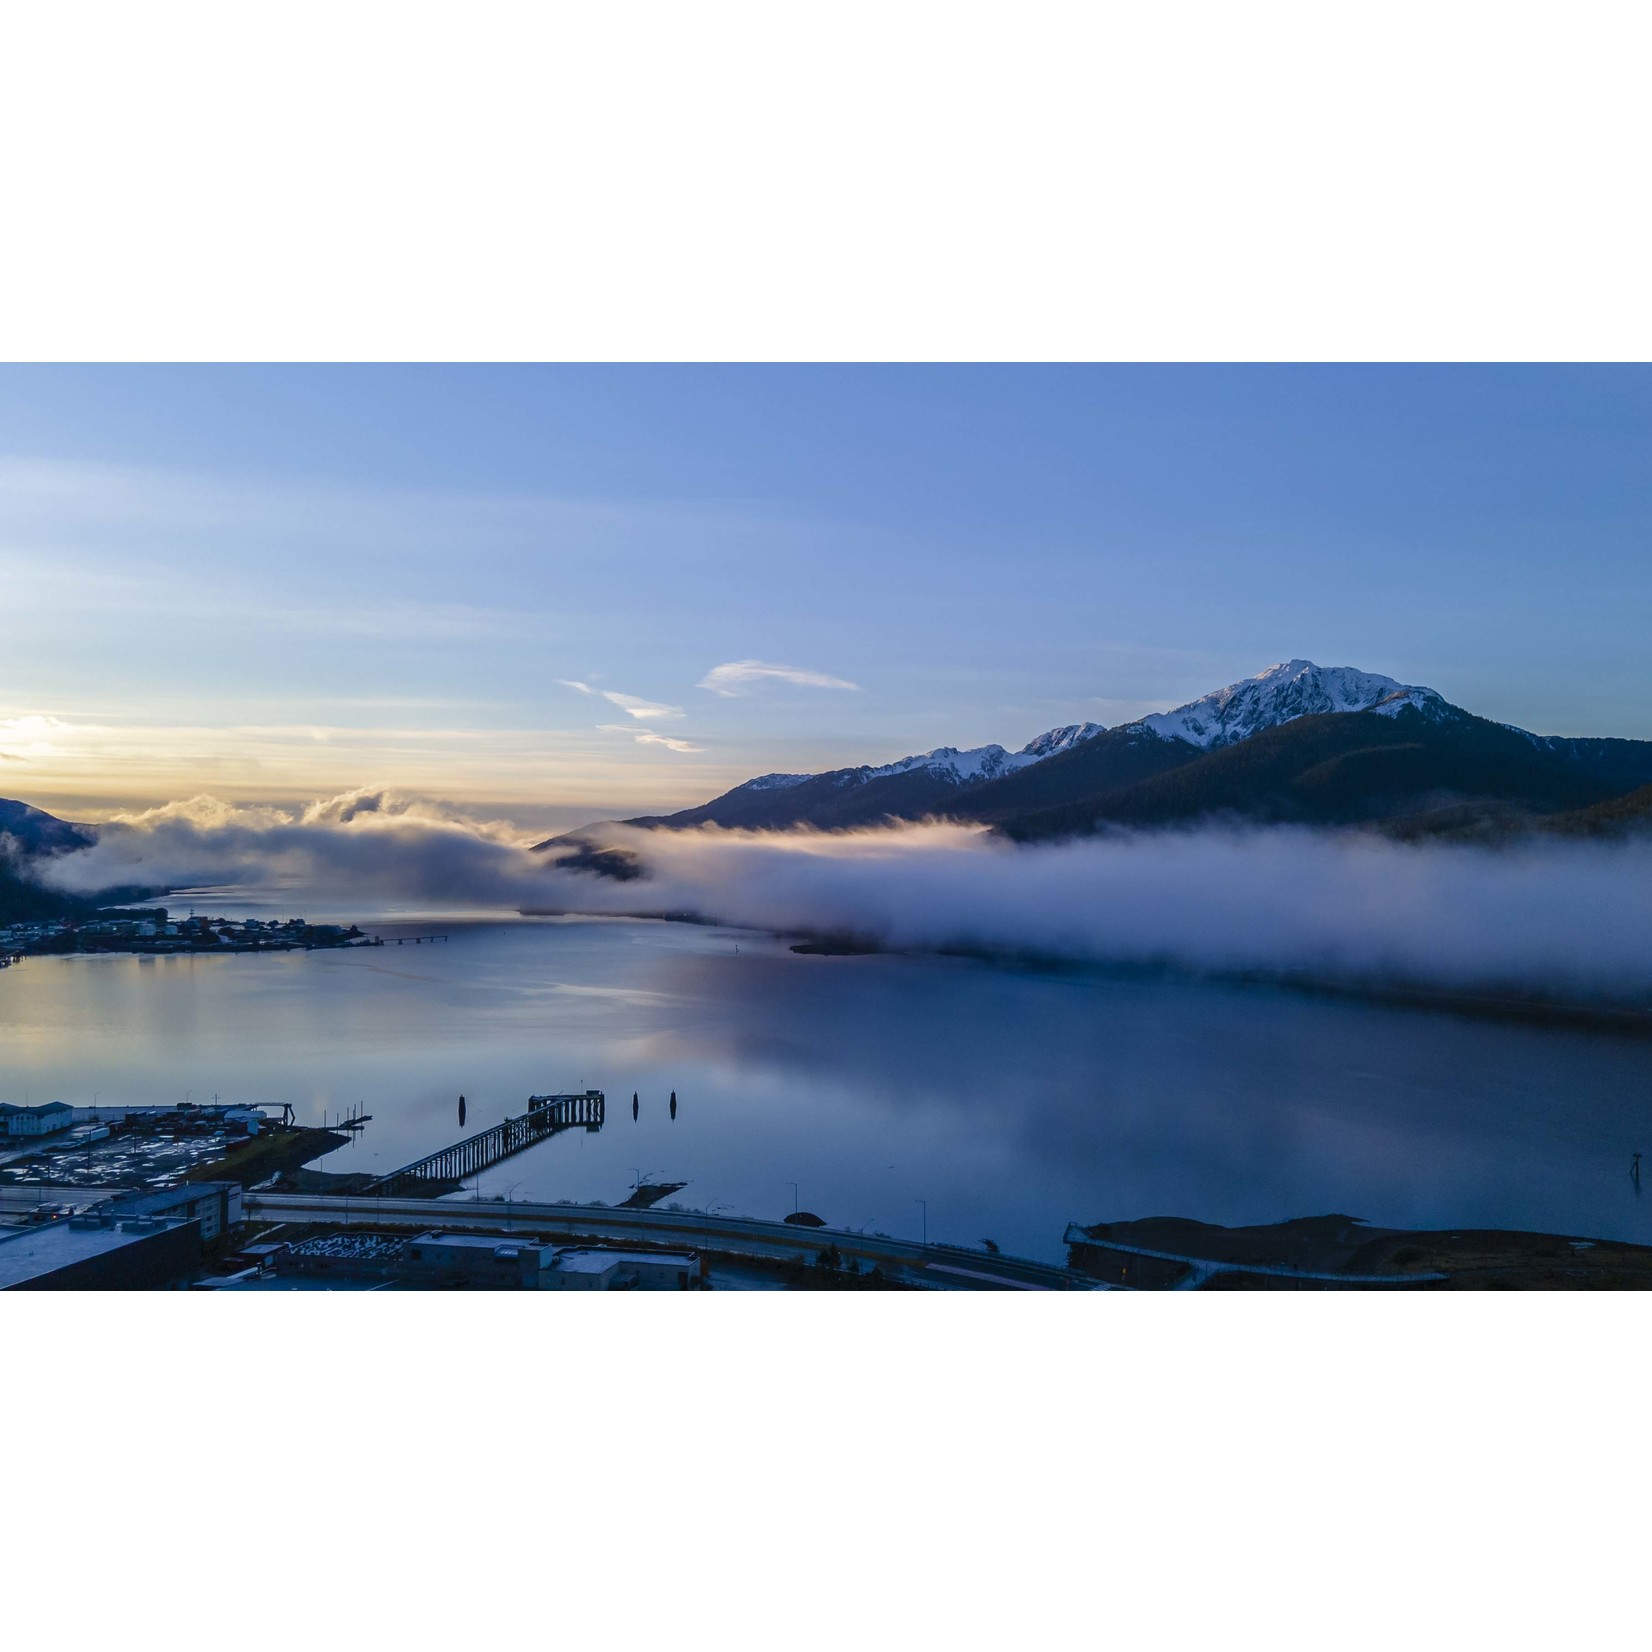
(0, 708, 749, 824)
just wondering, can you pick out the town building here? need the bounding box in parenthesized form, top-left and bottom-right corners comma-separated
(405, 1231, 549, 1288)
(0, 1101, 75, 1138)
(541, 1247, 702, 1291)
(402, 1233, 702, 1290)
(0, 1213, 202, 1290)
(108, 1182, 243, 1244)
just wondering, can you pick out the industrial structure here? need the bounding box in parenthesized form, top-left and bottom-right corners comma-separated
(112, 1182, 244, 1243)
(541, 1247, 701, 1291)
(0, 1210, 202, 1290)
(0, 1101, 74, 1138)
(258, 1229, 705, 1289)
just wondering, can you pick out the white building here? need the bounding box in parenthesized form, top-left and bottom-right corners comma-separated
(1, 1102, 75, 1138)
(541, 1247, 701, 1291)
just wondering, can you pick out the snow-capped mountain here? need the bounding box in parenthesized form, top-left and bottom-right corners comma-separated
(738, 771, 815, 792)
(564, 658, 1652, 843)
(730, 722, 1109, 799)
(1019, 722, 1109, 759)
(861, 723, 1108, 786)
(1133, 660, 1451, 749)
(620, 720, 1111, 831)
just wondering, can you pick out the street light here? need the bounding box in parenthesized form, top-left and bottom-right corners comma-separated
(786, 1180, 799, 1214)
(504, 1180, 523, 1231)
(915, 1198, 927, 1246)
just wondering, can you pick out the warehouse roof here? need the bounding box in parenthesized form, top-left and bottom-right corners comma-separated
(551, 1247, 697, 1275)
(0, 1216, 189, 1289)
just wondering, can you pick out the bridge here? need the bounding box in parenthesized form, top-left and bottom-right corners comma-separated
(366, 1091, 604, 1196)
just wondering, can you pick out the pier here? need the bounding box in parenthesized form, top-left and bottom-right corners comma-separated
(367, 1090, 604, 1196)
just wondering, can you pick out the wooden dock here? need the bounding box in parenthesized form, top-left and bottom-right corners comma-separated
(366, 1090, 605, 1196)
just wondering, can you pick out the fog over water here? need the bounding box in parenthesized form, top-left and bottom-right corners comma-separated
(3, 903, 1650, 1261)
(34, 790, 1652, 1004)
(14, 791, 1650, 1258)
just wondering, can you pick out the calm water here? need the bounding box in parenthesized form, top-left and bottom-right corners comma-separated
(3, 910, 1650, 1260)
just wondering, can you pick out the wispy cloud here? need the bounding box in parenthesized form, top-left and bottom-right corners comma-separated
(698, 659, 860, 697)
(559, 679, 683, 721)
(599, 723, 703, 754)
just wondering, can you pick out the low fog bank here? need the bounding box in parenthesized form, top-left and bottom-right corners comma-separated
(32, 791, 1652, 1006)
(36, 791, 544, 909)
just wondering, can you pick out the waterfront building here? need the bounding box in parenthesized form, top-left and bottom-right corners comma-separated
(541, 1247, 701, 1291)
(402, 1233, 702, 1289)
(0, 1101, 75, 1138)
(109, 1182, 244, 1244)
(406, 1231, 550, 1288)
(0, 1213, 202, 1290)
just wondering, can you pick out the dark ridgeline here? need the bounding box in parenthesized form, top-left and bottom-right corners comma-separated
(541, 697, 1652, 850)
(997, 708, 1652, 843)
(0, 797, 96, 857)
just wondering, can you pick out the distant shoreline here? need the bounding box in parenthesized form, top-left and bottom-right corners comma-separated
(521, 906, 1652, 1037)
(779, 932, 1652, 1036)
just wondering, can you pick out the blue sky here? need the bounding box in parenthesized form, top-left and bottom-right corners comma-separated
(2, 365, 1649, 826)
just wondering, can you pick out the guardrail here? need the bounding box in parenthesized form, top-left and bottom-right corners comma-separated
(245, 1192, 1098, 1290)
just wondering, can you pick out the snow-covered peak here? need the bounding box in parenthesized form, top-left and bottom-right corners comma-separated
(869, 721, 1107, 785)
(735, 771, 814, 793)
(1019, 721, 1107, 759)
(867, 744, 1017, 784)
(1369, 685, 1453, 721)
(1135, 660, 1448, 748)
(730, 721, 1106, 800)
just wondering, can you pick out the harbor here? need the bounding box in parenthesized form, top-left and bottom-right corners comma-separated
(0, 1100, 352, 1194)
(0, 1076, 1108, 1289)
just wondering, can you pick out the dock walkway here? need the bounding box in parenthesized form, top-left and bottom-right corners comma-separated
(366, 1091, 604, 1196)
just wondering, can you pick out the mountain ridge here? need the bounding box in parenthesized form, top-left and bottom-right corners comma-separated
(550, 660, 1652, 846)
(0, 798, 99, 923)
(619, 719, 1112, 833)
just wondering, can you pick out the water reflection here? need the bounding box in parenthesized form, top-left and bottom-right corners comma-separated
(1, 914, 1648, 1260)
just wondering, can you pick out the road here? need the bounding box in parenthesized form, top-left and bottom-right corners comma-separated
(243, 1192, 1102, 1291)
